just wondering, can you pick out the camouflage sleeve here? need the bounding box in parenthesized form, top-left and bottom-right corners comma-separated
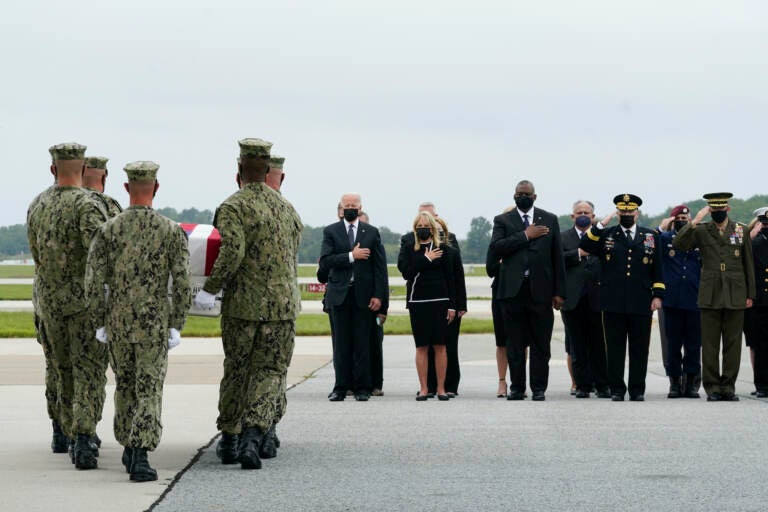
(26, 209, 39, 265)
(203, 204, 244, 294)
(169, 224, 191, 330)
(78, 197, 109, 251)
(85, 226, 108, 326)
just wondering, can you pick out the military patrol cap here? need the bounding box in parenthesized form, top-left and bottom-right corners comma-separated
(703, 192, 732, 208)
(123, 161, 159, 182)
(269, 155, 285, 169)
(85, 156, 109, 175)
(49, 142, 87, 161)
(613, 193, 642, 211)
(670, 204, 689, 217)
(238, 138, 272, 159)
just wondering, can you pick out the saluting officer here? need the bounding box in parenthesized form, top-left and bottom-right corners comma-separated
(746, 212, 768, 397)
(658, 205, 703, 398)
(675, 193, 756, 401)
(580, 194, 665, 401)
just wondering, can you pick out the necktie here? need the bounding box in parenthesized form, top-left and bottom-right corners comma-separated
(523, 214, 530, 227)
(522, 214, 530, 276)
(348, 224, 355, 249)
(625, 229, 632, 242)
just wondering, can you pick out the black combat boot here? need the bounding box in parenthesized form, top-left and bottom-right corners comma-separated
(667, 377, 682, 399)
(216, 432, 239, 465)
(68, 439, 76, 464)
(122, 447, 133, 473)
(683, 374, 700, 398)
(89, 436, 100, 458)
(74, 434, 98, 470)
(259, 426, 279, 459)
(129, 447, 158, 482)
(51, 421, 69, 453)
(239, 426, 264, 470)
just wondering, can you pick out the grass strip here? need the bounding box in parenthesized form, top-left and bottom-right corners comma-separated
(0, 312, 494, 338)
(0, 266, 35, 278)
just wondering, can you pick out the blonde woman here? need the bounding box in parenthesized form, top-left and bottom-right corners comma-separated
(398, 212, 457, 401)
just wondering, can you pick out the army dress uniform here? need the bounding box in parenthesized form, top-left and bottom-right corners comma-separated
(202, 138, 302, 468)
(675, 193, 756, 400)
(85, 161, 190, 480)
(27, 142, 109, 468)
(659, 207, 702, 398)
(580, 194, 665, 400)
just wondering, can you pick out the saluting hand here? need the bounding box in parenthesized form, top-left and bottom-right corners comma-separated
(599, 211, 616, 227)
(692, 206, 710, 226)
(352, 243, 370, 260)
(524, 224, 549, 240)
(659, 216, 675, 232)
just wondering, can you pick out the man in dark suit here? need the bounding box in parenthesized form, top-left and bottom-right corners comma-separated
(320, 193, 389, 402)
(580, 194, 665, 401)
(489, 180, 566, 401)
(560, 200, 609, 398)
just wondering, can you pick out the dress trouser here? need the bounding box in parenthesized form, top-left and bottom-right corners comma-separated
(662, 307, 702, 378)
(330, 287, 373, 393)
(700, 308, 744, 395)
(602, 311, 652, 397)
(500, 283, 553, 393)
(369, 320, 384, 390)
(746, 306, 768, 392)
(561, 297, 608, 392)
(427, 316, 461, 394)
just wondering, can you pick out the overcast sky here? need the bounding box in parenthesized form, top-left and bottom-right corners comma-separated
(2, 0, 766, 236)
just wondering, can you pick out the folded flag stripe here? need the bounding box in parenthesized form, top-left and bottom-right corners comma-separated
(180, 223, 221, 277)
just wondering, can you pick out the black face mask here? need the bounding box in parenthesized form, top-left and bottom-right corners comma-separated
(416, 228, 432, 241)
(514, 195, 534, 211)
(673, 220, 687, 232)
(619, 215, 635, 229)
(710, 210, 727, 224)
(343, 208, 358, 222)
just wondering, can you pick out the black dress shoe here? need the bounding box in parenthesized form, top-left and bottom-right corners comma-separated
(532, 391, 545, 401)
(437, 394, 450, 401)
(667, 377, 682, 399)
(507, 391, 525, 401)
(720, 392, 739, 402)
(354, 391, 370, 401)
(575, 390, 589, 398)
(415, 393, 429, 401)
(328, 391, 346, 402)
(596, 389, 611, 399)
(611, 394, 624, 401)
(750, 390, 758, 396)
(756, 390, 768, 398)
(706, 393, 721, 402)
(629, 394, 645, 402)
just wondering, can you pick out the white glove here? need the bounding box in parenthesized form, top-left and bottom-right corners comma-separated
(168, 328, 181, 350)
(96, 327, 107, 344)
(194, 290, 217, 310)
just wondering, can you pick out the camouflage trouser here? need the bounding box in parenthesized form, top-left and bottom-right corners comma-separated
(110, 341, 168, 451)
(217, 317, 295, 434)
(42, 310, 109, 438)
(34, 313, 59, 423)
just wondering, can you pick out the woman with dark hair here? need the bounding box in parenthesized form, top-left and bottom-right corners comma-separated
(398, 211, 457, 401)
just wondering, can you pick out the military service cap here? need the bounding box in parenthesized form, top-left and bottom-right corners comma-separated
(85, 156, 109, 174)
(752, 207, 768, 218)
(49, 142, 87, 161)
(238, 138, 272, 159)
(613, 193, 642, 211)
(670, 204, 689, 217)
(702, 192, 733, 208)
(123, 161, 159, 182)
(269, 155, 285, 169)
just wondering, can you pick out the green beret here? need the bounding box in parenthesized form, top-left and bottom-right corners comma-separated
(269, 155, 285, 169)
(238, 138, 272, 159)
(123, 161, 159, 182)
(85, 156, 109, 172)
(49, 142, 87, 161)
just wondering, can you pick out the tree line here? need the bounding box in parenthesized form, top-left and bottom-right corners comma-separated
(4, 196, 767, 263)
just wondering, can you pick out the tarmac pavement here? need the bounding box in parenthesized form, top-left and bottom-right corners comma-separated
(2, 320, 765, 512)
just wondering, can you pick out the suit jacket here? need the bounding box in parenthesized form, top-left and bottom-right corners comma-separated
(580, 224, 664, 315)
(560, 227, 601, 311)
(319, 220, 389, 312)
(488, 207, 566, 303)
(674, 220, 756, 309)
(398, 240, 457, 309)
(400, 231, 466, 311)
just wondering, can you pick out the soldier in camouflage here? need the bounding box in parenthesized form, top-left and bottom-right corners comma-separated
(84, 156, 123, 217)
(86, 160, 190, 482)
(27, 142, 109, 469)
(194, 138, 302, 470)
(265, 155, 285, 192)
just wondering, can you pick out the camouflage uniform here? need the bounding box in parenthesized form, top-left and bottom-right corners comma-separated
(85, 188, 123, 218)
(204, 178, 302, 435)
(86, 171, 190, 451)
(27, 182, 109, 439)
